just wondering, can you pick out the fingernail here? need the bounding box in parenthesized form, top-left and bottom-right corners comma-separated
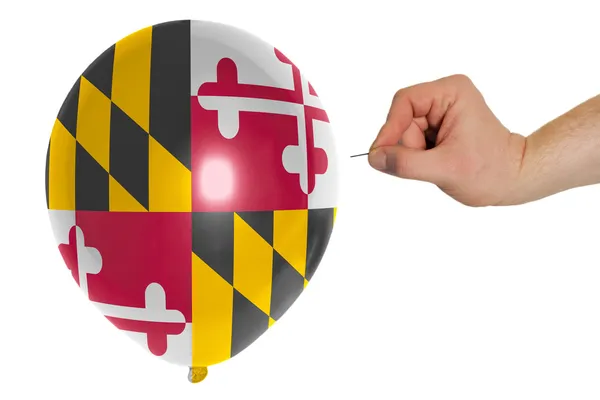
(368, 148, 387, 170)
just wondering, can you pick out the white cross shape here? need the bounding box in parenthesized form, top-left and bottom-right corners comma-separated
(92, 283, 185, 323)
(72, 226, 102, 297)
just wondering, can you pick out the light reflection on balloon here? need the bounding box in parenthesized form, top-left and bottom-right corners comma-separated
(198, 157, 236, 202)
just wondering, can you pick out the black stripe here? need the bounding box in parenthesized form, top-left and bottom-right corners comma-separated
(231, 289, 269, 357)
(236, 211, 274, 246)
(192, 212, 234, 285)
(109, 103, 149, 210)
(149, 20, 191, 169)
(82, 44, 115, 99)
(75, 142, 109, 211)
(270, 250, 304, 320)
(45, 139, 50, 208)
(56, 77, 81, 138)
(305, 208, 334, 281)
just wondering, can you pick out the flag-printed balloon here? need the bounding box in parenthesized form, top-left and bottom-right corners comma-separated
(45, 20, 338, 382)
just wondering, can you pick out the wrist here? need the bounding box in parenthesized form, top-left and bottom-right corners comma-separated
(496, 133, 532, 206)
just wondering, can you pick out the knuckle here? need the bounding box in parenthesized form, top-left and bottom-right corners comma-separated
(448, 74, 473, 87)
(393, 88, 407, 102)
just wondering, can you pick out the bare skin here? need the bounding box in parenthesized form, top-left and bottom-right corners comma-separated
(368, 74, 600, 206)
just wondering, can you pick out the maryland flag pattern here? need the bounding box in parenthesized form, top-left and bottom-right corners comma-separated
(45, 20, 338, 372)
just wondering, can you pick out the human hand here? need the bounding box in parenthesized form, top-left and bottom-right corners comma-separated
(368, 74, 527, 207)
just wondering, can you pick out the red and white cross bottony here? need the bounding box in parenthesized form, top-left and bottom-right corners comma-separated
(190, 20, 338, 212)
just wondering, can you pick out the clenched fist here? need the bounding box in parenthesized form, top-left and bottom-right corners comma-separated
(368, 75, 600, 207)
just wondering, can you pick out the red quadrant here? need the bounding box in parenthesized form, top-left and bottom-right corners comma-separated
(191, 48, 332, 212)
(74, 211, 192, 322)
(191, 96, 307, 212)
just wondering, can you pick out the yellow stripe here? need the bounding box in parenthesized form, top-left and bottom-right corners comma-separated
(233, 214, 273, 316)
(48, 119, 76, 210)
(149, 136, 191, 211)
(112, 26, 152, 133)
(192, 253, 233, 367)
(76, 77, 111, 172)
(304, 278, 309, 289)
(333, 207, 337, 224)
(268, 317, 276, 328)
(273, 209, 308, 277)
(109, 176, 146, 211)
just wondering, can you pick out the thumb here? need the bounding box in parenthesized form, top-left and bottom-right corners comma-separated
(368, 145, 447, 184)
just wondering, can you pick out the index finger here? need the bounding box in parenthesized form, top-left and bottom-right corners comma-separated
(371, 76, 462, 149)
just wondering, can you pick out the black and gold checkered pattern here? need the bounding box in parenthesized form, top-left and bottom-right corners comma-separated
(191, 208, 335, 366)
(45, 20, 192, 212)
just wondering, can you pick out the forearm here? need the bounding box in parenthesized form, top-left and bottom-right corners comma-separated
(504, 95, 600, 205)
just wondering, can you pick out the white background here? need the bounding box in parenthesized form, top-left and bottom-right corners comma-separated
(2, 0, 600, 399)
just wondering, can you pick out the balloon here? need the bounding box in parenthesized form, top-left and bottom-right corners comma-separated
(45, 19, 338, 382)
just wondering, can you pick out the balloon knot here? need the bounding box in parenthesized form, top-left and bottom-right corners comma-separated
(188, 366, 208, 383)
